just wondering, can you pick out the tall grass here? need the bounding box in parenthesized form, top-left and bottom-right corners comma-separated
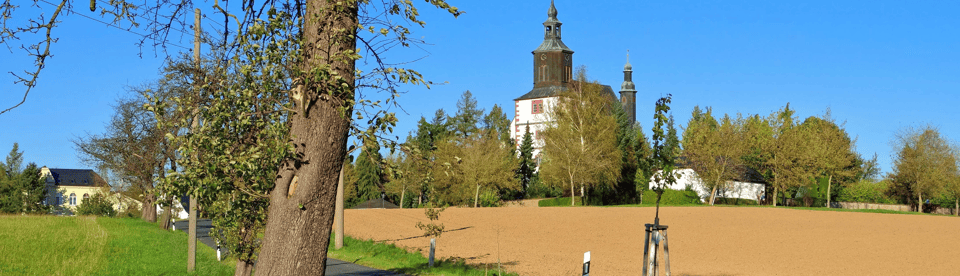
(0, 216, 233, 275)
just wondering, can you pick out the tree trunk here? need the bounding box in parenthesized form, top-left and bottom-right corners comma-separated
(708, 185, 718, 206)
(399, 188, 405, 209)
(826, 175, 832, 208)
(235, 261, 254, 276)
(918, 193, 923, 213)
(253, 1, 358, 274)
(954, 198, 958, 216)
(570, 173, 576, 206)
(141, 193, 158, 223)
(159, 205, 172, 229)
(474, 184, 480, 208)
(772, 186, 778, 207)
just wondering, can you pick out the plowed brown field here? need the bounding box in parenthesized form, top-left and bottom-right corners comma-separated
(344, 206, 960, 276)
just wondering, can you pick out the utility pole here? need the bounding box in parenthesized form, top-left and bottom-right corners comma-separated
(187, 7, 200, 273)
(335, 166, 345, 249)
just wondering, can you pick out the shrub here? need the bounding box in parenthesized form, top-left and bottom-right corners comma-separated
(837, 180, 895, 204)
(538, 197, 582, 207)
(525, 175, 561, 199)
(76, 193, 117, 217)
(641, 189, 701, 205)
(479, 188, 501, 207)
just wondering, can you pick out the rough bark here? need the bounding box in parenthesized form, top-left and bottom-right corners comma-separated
(142, 193, 158, 223)
(159, 206, 172, 229)
(252, 0, 358, 274)
(235, 261, 254, 276)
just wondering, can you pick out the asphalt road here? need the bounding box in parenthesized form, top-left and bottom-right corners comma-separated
(172, 219, 403, 275)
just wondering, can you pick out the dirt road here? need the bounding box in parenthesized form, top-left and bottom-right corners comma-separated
(344, 206, 960, 276)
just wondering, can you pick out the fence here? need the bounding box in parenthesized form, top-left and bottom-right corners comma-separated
(833, 201, 957, 215)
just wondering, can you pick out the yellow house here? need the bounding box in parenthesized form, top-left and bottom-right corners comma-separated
(40, 167, 139, 214)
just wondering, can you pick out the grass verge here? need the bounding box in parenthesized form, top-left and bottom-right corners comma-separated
(537, 197, 582, 207)
(0, 215, 234, 276)
(327, 234, 519, 276)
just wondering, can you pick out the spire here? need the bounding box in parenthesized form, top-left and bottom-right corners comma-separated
(621, 50, 635, 91)
(624, 50, 633, 71)
(548, 0, 558, 19)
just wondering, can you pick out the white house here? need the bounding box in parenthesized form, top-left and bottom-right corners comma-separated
(649, 168, 766, 203)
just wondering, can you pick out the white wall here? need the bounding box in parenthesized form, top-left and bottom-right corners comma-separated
(648, 168, 765, 203)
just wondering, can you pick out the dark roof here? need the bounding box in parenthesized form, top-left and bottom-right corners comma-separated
(515, 84, 617, 101)
(350, 198, 399, 209)
(48, 168, 106, 187)
(533, 37, 573, 53)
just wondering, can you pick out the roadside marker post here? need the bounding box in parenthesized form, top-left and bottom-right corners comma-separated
(582, 251, 591, 276)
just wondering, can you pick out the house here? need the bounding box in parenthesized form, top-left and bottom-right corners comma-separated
(649, 168, 766, 203)
(510, 1, 637, 163)
(40, 167, 146, 215)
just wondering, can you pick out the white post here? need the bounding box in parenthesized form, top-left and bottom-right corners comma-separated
(429, 238, 436, 267)
(583, 251, 591, 276)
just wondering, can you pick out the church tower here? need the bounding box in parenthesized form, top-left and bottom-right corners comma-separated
(619, 51, 637, 124)
(532, 0, 573, 88)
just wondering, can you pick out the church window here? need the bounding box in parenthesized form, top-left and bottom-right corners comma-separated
(532, 100, 544, 114)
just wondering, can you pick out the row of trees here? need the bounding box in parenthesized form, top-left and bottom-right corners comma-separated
(340, 91, 520, 208)
(682, 105, 863, 206)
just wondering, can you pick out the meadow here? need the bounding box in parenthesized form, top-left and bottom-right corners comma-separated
(0, 216, 233, 276)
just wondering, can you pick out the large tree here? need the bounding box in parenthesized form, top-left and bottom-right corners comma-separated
(76, 95, 165, 222)
(801, 115, 858, 207)
(6, 1, 462, 273)
(682, 107, 745, 205)
(889, 125, 957, 213)
(540, 67, 621, 206)
(450, 90, 484, 139)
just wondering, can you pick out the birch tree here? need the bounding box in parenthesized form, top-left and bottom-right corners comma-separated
(540, 67, 621, 206)
(890, 125, 957, 213)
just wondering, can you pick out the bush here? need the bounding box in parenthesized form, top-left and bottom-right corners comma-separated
(525, 175, 561, 199)
(76, 193, 117, 217)
(478, 188, 501, 207)
(837, 180, 895, 204)
(538, 197, 582, 207)
(641, 189, 701, 205)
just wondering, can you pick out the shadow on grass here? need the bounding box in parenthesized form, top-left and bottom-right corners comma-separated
(389, 258, 520, 276)
(375, 226, 474, 243)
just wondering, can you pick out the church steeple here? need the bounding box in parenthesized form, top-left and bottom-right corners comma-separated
(619, 51, 637, 124)
(532, 0, 573, 88)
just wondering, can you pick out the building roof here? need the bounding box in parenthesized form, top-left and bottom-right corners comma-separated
(515, 84, 617, 101)
(47, 168, 107, 187)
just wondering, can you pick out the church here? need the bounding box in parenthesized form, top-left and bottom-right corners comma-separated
(510, 0, 638, 162)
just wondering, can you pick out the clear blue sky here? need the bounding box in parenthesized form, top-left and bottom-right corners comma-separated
(2, 0, 958, 177)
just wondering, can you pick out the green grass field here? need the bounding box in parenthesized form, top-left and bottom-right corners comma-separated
(0, 216, 234, 276)
(327, 234, 519, 276)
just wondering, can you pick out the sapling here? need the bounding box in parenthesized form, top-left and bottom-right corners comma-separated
(416, 206, 446, 267)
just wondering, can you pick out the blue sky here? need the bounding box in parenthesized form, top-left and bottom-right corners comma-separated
(2, 0, 958, 176)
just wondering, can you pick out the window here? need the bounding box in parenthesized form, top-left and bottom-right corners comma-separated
(532, 100, 544, 114)
(56, 196, 61, 205)
(83, 194, 90, 203)
(69, 193, 77, 206)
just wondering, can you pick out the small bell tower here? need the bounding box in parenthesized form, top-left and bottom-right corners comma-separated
(620, 51, 637, 124)
(532, 0, 574, 88)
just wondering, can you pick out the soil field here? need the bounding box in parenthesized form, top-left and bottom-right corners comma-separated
(344, 206, 960, 276)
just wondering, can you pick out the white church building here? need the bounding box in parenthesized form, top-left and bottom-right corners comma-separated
(510, 1, 636, 163)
